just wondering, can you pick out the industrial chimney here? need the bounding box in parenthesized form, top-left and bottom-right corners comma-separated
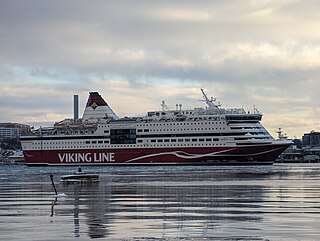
(74, 95, 79, 122)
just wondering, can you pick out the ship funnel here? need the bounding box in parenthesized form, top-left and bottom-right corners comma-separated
(74, 95, 79, 122)
(82, 92, 118, 121)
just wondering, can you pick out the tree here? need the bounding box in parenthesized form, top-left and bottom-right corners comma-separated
(0, 138, 22, 150)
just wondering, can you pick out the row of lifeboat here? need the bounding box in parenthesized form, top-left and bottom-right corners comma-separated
(53, 121, 97, 128)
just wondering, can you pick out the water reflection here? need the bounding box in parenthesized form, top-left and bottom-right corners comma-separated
(1, 165, 320, 240)
(56, 170, 269, 240)
(55, 182, 110, 239)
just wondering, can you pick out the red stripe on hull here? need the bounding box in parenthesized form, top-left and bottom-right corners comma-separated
(23, 144, 290, 166)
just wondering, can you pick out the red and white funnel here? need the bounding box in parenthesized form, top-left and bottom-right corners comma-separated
(82, 92, 118, 121)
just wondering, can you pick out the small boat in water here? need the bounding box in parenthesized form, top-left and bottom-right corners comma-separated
(60, 167, 99, 183)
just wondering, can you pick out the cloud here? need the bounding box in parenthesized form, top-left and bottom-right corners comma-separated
(151, 9, 212, 22)
(0, 0, 320, 138)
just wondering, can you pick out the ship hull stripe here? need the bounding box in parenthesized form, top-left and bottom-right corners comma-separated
(23, 143, 290, 166)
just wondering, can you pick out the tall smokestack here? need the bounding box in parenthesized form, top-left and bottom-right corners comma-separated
(74, 95, 79, 122)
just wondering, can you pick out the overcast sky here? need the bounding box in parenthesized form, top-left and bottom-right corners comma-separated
(1, 0, 319, 138)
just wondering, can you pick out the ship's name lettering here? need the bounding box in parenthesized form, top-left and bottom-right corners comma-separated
(58, 153, 115, 163)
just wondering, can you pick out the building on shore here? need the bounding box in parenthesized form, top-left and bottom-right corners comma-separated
(0, 126, 19, 140)
(277, 131, 320, 163)
(276, 144, 304, 163)
(302, 130, 320, 147)
(0, 123, 31, 140)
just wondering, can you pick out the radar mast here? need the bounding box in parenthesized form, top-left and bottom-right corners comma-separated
(200, 88, 220, 110)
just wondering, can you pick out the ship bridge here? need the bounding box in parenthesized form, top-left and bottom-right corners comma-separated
(225, 114, 262, 123)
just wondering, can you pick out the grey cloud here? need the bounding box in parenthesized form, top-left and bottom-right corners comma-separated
(0, 0, 319, 137)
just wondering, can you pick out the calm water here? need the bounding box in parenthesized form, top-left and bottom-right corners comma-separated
(0, 164, 320, 240)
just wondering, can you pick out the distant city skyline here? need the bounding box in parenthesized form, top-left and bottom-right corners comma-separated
(1, 1, 320, 138)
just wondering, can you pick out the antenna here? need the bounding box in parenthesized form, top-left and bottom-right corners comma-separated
(253, 105, 260, 114)
(276, 128, 282, 139)
(276, 128, 287, 140)
(161, 101, 168, 111)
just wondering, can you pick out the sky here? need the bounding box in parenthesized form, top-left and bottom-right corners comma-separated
(0, 0, 320, 139)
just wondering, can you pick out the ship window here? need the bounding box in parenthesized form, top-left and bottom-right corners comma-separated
(104, 140, 109, 143)
(226, 115, 262, 121)
(104, 130, 109, 133)
(206, 138, 211, 141)
(151, 140, 156, 143)
(199, 138, 204, 141)
(164, 139, 169, 142)
(85, 141, 90, 144)
(144, 129, 149, 132)
(138, 140, 143, 143)
(185, 139, 190, 142)
(157, 139, 163, 142)
(92, 141, 97, 144)
(137, 129, 142, 132)
(178, 139, 183, 142)
(98, 141, 103, 143)
(110, 129, 137, 144)
(192, 139, 197, 142)
(171, 139, 176, 142)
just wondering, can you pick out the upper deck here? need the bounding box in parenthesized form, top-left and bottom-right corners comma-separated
(21, 88, 263, 138)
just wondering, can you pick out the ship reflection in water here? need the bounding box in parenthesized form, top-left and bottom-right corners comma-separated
(1, 165, 320, 240)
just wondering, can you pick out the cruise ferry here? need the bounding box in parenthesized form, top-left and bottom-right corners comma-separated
(21, 89, 291, 165)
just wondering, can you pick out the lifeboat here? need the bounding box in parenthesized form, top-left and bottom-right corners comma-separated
(54, 123, 66, 128)
(83, 122, 97, 127)
(69, 122, 82, 128)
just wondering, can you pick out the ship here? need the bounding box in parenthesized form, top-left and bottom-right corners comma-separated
(20, 89, 291, 166)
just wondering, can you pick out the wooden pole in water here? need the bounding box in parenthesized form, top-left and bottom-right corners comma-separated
(49, 173, 58, 195)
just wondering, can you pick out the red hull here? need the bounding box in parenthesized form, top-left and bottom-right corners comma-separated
(23, 143, 290, 166)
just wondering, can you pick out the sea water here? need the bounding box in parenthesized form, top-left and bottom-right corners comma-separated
(0, 164, 320, 240)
